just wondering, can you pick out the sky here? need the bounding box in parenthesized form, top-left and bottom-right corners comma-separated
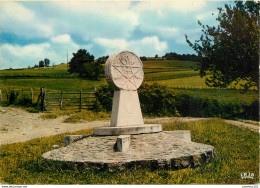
(0, 0, 231, 69)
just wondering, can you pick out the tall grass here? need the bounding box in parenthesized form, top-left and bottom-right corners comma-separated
(0, 78, 104, 92)
(0, 119, 258, 184)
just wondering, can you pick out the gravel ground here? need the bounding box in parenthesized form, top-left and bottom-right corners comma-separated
(0, 107, 258, 145)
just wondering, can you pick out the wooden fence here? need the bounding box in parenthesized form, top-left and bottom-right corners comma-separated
(0, 88, 96, 112)
(170, 84, 258, 91)
(39, 88, 96, 111)
(0, 88, 36, 104)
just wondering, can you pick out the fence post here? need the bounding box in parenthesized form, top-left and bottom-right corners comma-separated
(80, 90, 82, 111)
(0, 90, 2, 104)
(31, 88, 33, 103)
(41, 87, 45, 111)
(22, 88, 24, 101)
(60, 90, 63, 110)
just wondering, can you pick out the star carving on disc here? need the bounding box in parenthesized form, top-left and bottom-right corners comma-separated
(111, 53, 143, 90)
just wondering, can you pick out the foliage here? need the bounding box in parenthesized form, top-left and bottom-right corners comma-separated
(5, 89, 19, 105)
(138, 83, 178, 116)
(38, 60, 44, 67)
(2, 89, 36, 108)
(0, 119, 258, 184)
(68, 49, 94, 77)
(186, 1, 259, 89)
(94, 82, 258, 120)
(38, 58, 50, 68)
(44, 58, 50, 67)
(40, 110, 76, 119)
(81, 57, 105, 80)
(163, 52, 200, 62)
(63, 110, 109, 123)
(175, 93, 258, 120)
(94, 84, 114, 112)
(95, 83, 179, 117)
(140, 56, 147, 61)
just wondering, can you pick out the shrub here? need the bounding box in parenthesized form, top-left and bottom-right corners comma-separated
(94, 82, 258, 120)
(5, 89, 19, 105)
(2, 89, 37, 110)
(138, 83, 178, 116)
(95, 83, 179, 117)
(15, 94, 33, 107)
(94, 84, 114, 112)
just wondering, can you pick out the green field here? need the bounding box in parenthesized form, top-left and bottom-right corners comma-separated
(0, 59, 258, 105)
(0, 119, 258, 184)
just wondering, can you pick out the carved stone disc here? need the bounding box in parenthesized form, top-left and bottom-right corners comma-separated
(105, 51, 144, 91)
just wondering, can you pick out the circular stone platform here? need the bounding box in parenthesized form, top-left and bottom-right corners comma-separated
(93, 124, 162, 136)
(42, 132, 214, 170)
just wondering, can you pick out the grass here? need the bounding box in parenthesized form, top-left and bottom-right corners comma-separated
(0, 119, 258, 184)
(0, 78, 103, 92)
(143, 60, 197, 70)
(0, 64, 74, 78)
(40, 110, 110, 123)
(144, 70, 199, 81)
(172, 88, 258, 104)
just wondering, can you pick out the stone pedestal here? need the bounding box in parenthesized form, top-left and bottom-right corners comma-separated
(111, 90, 143, 127)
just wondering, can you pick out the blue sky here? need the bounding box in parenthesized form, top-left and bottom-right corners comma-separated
(0, 0, 231, 69)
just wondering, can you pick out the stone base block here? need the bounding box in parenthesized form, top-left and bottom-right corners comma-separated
(64, 135, 90, 146)
(164, 130, 191, 142)
(93, 124, 162, 136)
(116, 135, 130, 152)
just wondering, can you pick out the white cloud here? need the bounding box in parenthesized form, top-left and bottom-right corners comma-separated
(0, 2, 53, 38)
(157, 27, 180, 39)
(0, 35, 84, 69)
(135, 0, 206, 12)
(94, 36, 168, 57)
(49, 1, 139, 40)
(94, 38, 128, 54)
(196, 9, 219, 21)
(51, 34, 72, 44)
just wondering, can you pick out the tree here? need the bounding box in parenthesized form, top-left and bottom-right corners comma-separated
(140, 56, 148, 61)
(186, 1, 259, 89)
(44, 58, 50, 67)
(39, 60, 44, 67)
(81, 56, 107, 80)
(68, 49, 94, 77)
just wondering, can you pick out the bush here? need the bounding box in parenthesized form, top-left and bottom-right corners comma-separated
(94, 82, 258, 120)
(94, 84, 114, 112)
(2, 89, 36, 109)
(15, 94, 33, 107)
(5, 89, 19, 105)
(140, 56, 147, 61)
(82, 60, 103, 80)
(175, 94, 223, 117)
(175, 93, 258, 120)
(138, 83, 178, 116)
(95, 83, 179, 117)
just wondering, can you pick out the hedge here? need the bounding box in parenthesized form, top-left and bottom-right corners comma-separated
(95, 83, 258, 120)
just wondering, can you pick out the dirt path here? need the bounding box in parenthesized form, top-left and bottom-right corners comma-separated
(0, 107, 258, 145)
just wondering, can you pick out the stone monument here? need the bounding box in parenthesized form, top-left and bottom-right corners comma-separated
(93, 51, 162, 136)
(42, 51, 214, 171)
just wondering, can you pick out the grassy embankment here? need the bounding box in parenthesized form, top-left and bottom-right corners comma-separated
(0, 119, 258, 184)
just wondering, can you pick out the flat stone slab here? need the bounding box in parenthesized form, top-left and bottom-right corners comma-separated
(93, 124, 162, 136)
(42, 132, 214, 170)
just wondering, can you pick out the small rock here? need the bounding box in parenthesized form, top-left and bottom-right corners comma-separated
(0, 110, 6, 114)
(52, 144, 59, 149)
